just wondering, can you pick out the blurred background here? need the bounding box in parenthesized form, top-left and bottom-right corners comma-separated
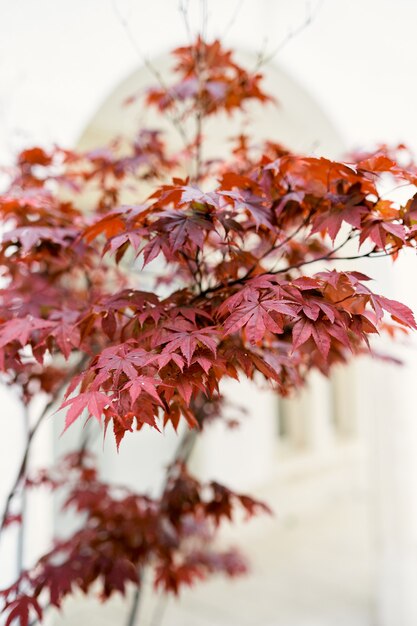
(1, 1, 417, 625)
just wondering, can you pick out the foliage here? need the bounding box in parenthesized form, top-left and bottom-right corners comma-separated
(0, 36, 416, 624)
(2, 452, 267, 625)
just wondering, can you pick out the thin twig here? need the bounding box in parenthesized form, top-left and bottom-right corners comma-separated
(270, 231, 359, 274)
(237, 208, 316, 284)
(191, 3, 207, 183)
(191, 232, 402, 303)
(0, 354, 89, 539)
(15, 405, 29, 575)
(125, 572, 143, 626)
(112, 0, 189, 148)
(253, 0, 323, 71)
(150, 595, 169, 626)
(200, 0, 208, 42)
(124, 426, 198, 626)
(195, 110, 203, 181)
(178, 0, 193, 43)
(220, 0, 245, 40)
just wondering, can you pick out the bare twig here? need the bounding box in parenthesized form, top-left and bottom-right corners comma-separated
(150, 595, 169, 626)
(200, 0, 208, 42)
(254, 0, 323, 71)
(112, 0, 189, 148)
(188, 1, 208, 183)
(178, 0, 193, 43)
(220, 0, 246, 40)
(125, 572, 143, 626)
(194, 109, 204, 182)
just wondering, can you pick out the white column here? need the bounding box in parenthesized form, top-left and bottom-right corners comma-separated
(367, 253, 417, 626)
(304, 371, 335, 454)
(331, 363, 357, 438)
(371, 354, 417, 626)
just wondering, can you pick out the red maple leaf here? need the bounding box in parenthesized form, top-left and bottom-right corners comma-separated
(60, 391, 111, 430)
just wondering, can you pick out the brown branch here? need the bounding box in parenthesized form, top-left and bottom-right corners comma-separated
(0, 354, 90, 538)
(125, 573, 142, 626)
(190, 196, 323, 303)
(191, 232, 399, 303)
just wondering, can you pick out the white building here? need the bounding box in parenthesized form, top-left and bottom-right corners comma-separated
(1, 1, 417, 624)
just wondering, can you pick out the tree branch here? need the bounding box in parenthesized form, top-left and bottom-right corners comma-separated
(124, 426, 198, 626)
(0, 354, 89, 539)
(15, 406, 29, 576)
(220, 0, 245, 40)
(191, 232, 402, 303)
(253, 0, 324, 71)
(112, 0, 189, 149)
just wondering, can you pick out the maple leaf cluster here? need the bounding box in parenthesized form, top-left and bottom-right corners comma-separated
(1, 453, 267, 626)
(146, 36, 271, 116)
(0, 36, 417, 625)
(3, 144, 416, 440)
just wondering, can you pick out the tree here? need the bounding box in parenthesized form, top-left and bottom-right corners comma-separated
(0, 35, 416, 625)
